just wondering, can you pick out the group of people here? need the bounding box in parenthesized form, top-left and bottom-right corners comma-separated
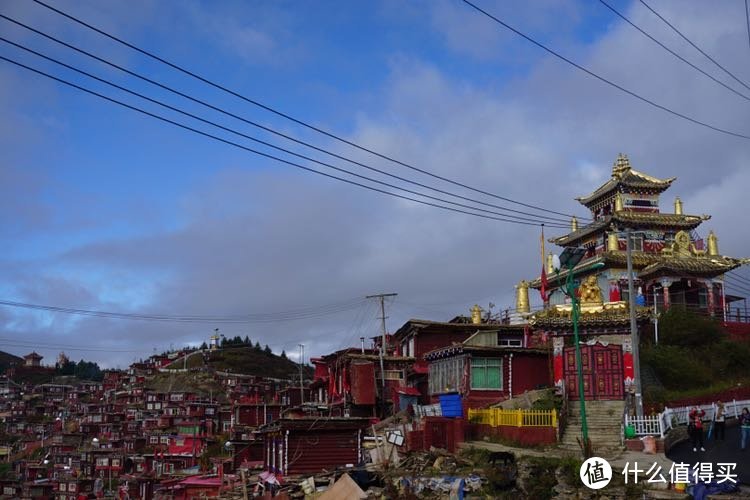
(688, 403, 750, 451)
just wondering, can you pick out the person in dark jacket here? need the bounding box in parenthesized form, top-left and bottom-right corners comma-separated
(689, 406, 706, 452)
(714, 401, 726, 440)
(741, 407, 750, 451)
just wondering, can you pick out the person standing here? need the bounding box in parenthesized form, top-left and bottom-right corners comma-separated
(740, 407, 750, 451)
(689, 406, 706, 452)
(714, 401, 726, 440)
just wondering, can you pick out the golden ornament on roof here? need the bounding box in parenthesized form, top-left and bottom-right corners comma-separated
(707, 230, 719, 256)
(470, 304, 483, 325)
(515, 280, 530, 314)
(674, 196, 683, 215)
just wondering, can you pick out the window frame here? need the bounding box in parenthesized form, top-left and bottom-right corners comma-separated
(470, 357, 503, 391)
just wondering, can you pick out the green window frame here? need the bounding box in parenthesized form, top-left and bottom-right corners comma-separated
(470, 357, 502, 390)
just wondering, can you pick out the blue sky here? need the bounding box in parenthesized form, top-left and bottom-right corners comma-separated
(1, 0, 750, 367)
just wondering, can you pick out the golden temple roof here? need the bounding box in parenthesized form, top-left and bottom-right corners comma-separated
(575, 155, 675, 207)
(531, 305, 652, 329)
(552, 212, 707, 246)
(528, 251, 747, 289)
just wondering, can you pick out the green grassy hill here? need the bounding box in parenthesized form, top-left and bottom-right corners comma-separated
(171, 347, 313, 380)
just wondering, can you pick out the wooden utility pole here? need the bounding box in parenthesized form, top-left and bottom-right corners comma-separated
(298, 344, 305, 405)
(366, 293, 397, 416)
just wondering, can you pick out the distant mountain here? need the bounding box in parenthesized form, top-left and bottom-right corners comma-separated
(0, 351, 23, 374)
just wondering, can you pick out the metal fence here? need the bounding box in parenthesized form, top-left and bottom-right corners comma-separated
(624, 399, 750, 438)
(467, 408, 557, 428)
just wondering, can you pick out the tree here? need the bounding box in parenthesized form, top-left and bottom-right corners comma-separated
(200, 342, 208, 350)
(264, 345, 272, 355)
(244, 335, 251, 345)
(658, 307, 722, 348)
(57, 360, 76, 376)
(74, 360, 103, 381)
(280, 350, 287, 359)
(254, 341, 262, 352)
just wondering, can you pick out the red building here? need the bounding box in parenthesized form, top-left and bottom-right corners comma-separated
(424, 327, 550, 410)
(260, 418, 369, 475)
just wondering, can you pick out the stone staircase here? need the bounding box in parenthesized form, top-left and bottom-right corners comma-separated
(559, 400, 624, 457)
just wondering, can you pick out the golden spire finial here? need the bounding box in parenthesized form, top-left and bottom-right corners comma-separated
(470, 304, 483, 324)
(515, 280, 530, 314)
(612, 153, 631, 177)
(674, 196, 683, 215)
(707, 230, 719, 256)
(614, 192, 624, 212)
(546, 252, 554, 274)
(571, 216, 579, 232)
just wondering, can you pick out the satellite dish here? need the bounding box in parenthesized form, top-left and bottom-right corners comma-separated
(552, 254, 561, 271)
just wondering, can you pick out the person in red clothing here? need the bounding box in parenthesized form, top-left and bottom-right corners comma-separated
(688, 406, 706, 452)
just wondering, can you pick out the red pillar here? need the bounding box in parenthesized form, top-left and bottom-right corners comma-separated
(707, 282, 715, 316)
(662, 285, 670, 310)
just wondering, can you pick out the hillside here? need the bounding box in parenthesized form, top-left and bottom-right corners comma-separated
(172, 347, 313, 380)
(0, 351, 23, 374)
(144, 371, 227, 402)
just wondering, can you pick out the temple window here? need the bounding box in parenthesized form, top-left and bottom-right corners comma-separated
(471, 357, 503, 390)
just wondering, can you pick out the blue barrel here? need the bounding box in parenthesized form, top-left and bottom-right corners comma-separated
(439, 393, 463, 417)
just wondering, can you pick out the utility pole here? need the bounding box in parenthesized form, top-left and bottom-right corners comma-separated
(366, 293, 397, 415)
(298, 344, 305, 405)
(626, 229, 644, 417)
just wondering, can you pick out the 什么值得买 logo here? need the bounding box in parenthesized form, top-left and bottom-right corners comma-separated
(580, 456, 612, 489)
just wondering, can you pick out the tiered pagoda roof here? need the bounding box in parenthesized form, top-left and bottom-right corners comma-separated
(575, 154, 675, 208)
(552, 212, 709, 246)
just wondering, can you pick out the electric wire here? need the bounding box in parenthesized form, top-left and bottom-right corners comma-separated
(728, 270, 750, 285)
(639, 0, 750, 93)
(0, 55, 571, 228)
(0, 38, 568, 227)
(746, 0, 750, 56)
(460, 0, 750, 141)
(0, 14, 577, 225)
(599, 0, 750, 102)
(0, 297, 371, 324)
(26, 0, 588, 222)
(724, 275, 750, 295)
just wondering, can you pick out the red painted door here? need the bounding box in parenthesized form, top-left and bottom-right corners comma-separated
(564, 344, 623, 400)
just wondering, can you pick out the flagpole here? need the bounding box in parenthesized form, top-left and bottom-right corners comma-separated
(540, 224, 545, 271)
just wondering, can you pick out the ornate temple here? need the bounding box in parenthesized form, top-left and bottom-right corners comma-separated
(535, 153, 747, 316)
(525, 154, 748, 404)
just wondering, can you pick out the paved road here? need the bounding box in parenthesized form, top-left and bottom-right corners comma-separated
(666, 424, 749, 485)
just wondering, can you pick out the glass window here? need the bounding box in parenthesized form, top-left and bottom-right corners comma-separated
(428, 356, 465, 394)
(470, 358, 502, 390)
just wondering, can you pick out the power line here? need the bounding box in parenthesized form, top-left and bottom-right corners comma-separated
(728, 270, 750, 285)
(0, 37, 569, 227)
(0, 14, 577, 226)
(599, 0, 750, 102)
(0, 296, 372, 324)
(746, 0, 750, 56)
(724, 280, 750, 296)
(0, 337, 149, 353)
(724, 275, 750, 294)
(639, 0, 750, 93)
(460, 0, 750, 141)
(26, 0, 587, 221)
(0, 55, 570, 228)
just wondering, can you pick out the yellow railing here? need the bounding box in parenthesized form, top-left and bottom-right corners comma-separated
(467, 408, 557, 428)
